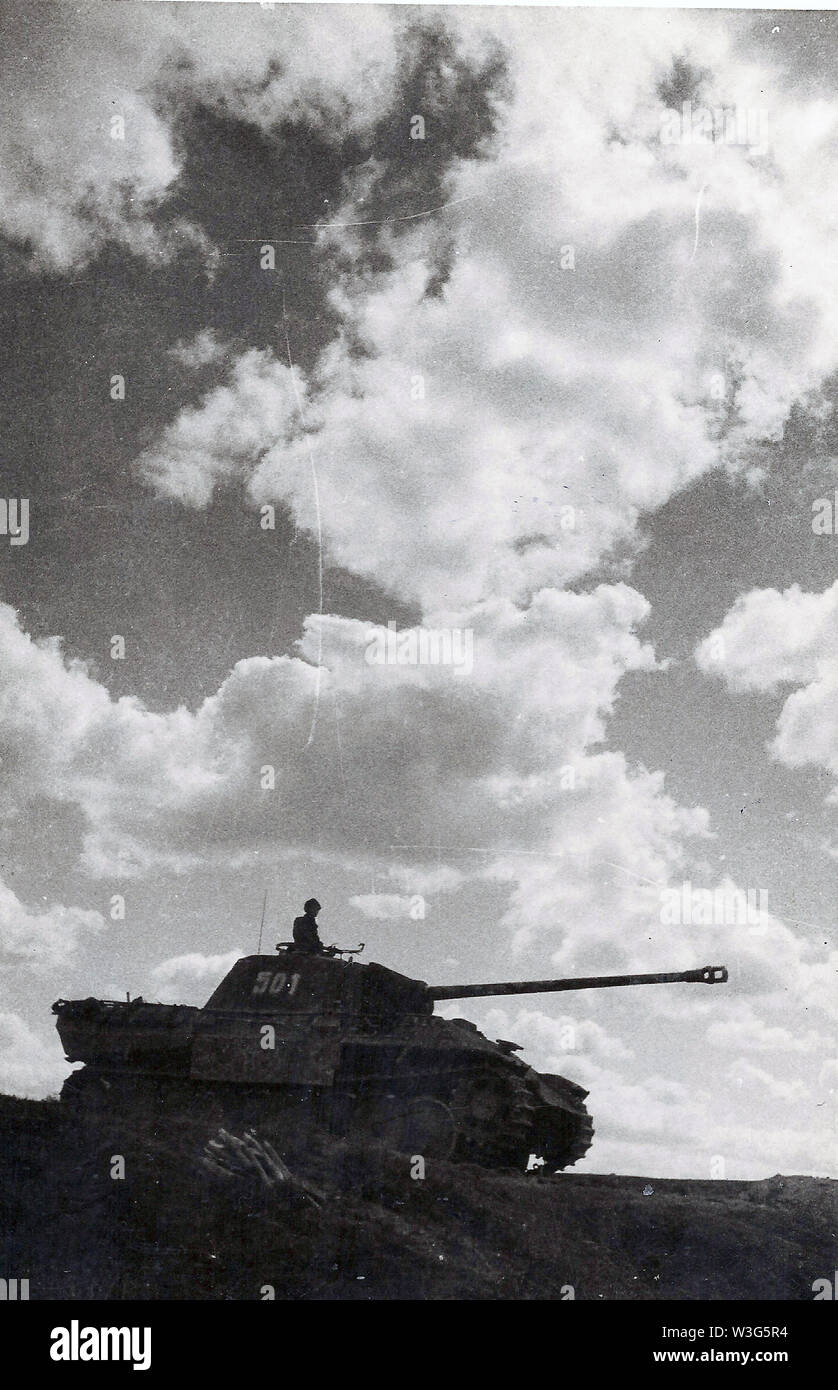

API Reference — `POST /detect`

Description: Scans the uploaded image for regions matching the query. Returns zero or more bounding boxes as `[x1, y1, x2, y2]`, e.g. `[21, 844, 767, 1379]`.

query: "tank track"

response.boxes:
[449, 1065, 536, 1166]
[60, 1061, 594, 1172]
[332, 1060, 594, 1170]
[531, 1071, 595, 1170]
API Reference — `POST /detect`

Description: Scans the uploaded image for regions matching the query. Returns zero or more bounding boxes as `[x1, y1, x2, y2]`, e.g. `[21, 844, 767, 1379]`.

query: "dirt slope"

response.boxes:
[0, 1095, 834, 1300]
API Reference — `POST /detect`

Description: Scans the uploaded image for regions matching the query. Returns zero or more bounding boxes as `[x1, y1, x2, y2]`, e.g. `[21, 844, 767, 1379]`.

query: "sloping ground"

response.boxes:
[0, 1094, 834, 1300]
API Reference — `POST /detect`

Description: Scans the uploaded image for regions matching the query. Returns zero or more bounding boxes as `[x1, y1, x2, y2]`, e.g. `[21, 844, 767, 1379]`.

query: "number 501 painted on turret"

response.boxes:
[252, 971, 302, 997]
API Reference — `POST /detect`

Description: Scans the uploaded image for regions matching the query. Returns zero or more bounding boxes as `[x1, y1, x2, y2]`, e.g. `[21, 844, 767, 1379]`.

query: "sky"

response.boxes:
[0, 1, 836, 1179]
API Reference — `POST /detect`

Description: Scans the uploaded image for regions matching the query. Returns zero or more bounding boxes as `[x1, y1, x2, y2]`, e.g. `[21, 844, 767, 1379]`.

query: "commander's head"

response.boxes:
[304, 898, 321, 917]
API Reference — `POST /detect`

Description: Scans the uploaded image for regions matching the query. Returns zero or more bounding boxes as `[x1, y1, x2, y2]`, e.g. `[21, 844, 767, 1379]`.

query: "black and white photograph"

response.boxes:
[0, 0, 835, 1350]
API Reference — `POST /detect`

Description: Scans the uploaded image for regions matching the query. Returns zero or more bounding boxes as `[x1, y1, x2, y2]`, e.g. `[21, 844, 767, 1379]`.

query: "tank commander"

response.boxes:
[293, 898, 326, 954]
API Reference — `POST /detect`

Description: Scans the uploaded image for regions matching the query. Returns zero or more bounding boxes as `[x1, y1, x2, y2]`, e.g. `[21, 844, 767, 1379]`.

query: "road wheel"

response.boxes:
[349, 1093, 457, 1158]
[450, 1068, 535, 1167]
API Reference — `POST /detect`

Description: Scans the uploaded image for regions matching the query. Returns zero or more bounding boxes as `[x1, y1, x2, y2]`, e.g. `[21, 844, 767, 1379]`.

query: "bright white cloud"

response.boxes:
[137, 13, 838, 613]
[2, 592, 831, 1017]
[727, 1058, 810, 1106]
[696, 580, 838, 784]
[150, 949, 244, 1003]
[706, 1008, 831, 1056]
[349, 894, 424, 921]
[0, 873, 103, 969]
[477, 1004, 635, 1064]
[0, 3, 402, 270]
[139, 349, 302, 508]
[168, 328, 227, 371]
[0, 1012, 69, 1098]
[0, 589, 675, 884]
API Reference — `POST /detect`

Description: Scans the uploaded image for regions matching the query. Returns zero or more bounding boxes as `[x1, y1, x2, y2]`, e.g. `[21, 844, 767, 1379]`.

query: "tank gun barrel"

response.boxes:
[428, 964, 728, 1002]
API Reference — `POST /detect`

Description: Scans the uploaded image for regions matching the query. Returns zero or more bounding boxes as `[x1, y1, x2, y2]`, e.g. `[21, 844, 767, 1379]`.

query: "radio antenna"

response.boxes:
[257, 889, 268, 954]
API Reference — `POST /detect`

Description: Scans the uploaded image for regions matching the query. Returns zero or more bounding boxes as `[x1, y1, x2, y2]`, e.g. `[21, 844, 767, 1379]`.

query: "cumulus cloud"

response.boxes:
[727, 1058, 810, 1106]
[475, 1004, 635, 1064]
[349, 894, 424, 921]
[0, 3, 403, 270]
[0, 873, 103, 969]
[705, 1008, 831, 1055]
[653, 882, 838, 1025]
[695, 581, 838, 695]
[595, 1094, 836, 1178]
[1, 7, 188, 271]
[137, 12, 838, 612]
[0, 588, 679, 890]
[4, 589, 832, 1024]
[150, 949, 244, 1003]
[696, 580, 838, 785]
[0, 1012, 69, 1097]
[168, 328, 227, 371]
[139, 349, 302, 509]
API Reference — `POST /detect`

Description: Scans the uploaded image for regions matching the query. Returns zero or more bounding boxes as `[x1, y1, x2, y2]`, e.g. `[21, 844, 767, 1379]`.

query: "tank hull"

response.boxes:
[53, 955, 594, 1171]
[54, 999, 199, 1072]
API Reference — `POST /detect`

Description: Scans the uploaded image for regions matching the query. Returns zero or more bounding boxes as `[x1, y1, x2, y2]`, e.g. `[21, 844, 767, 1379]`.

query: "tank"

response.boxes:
[53, 949, 728, 1170]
